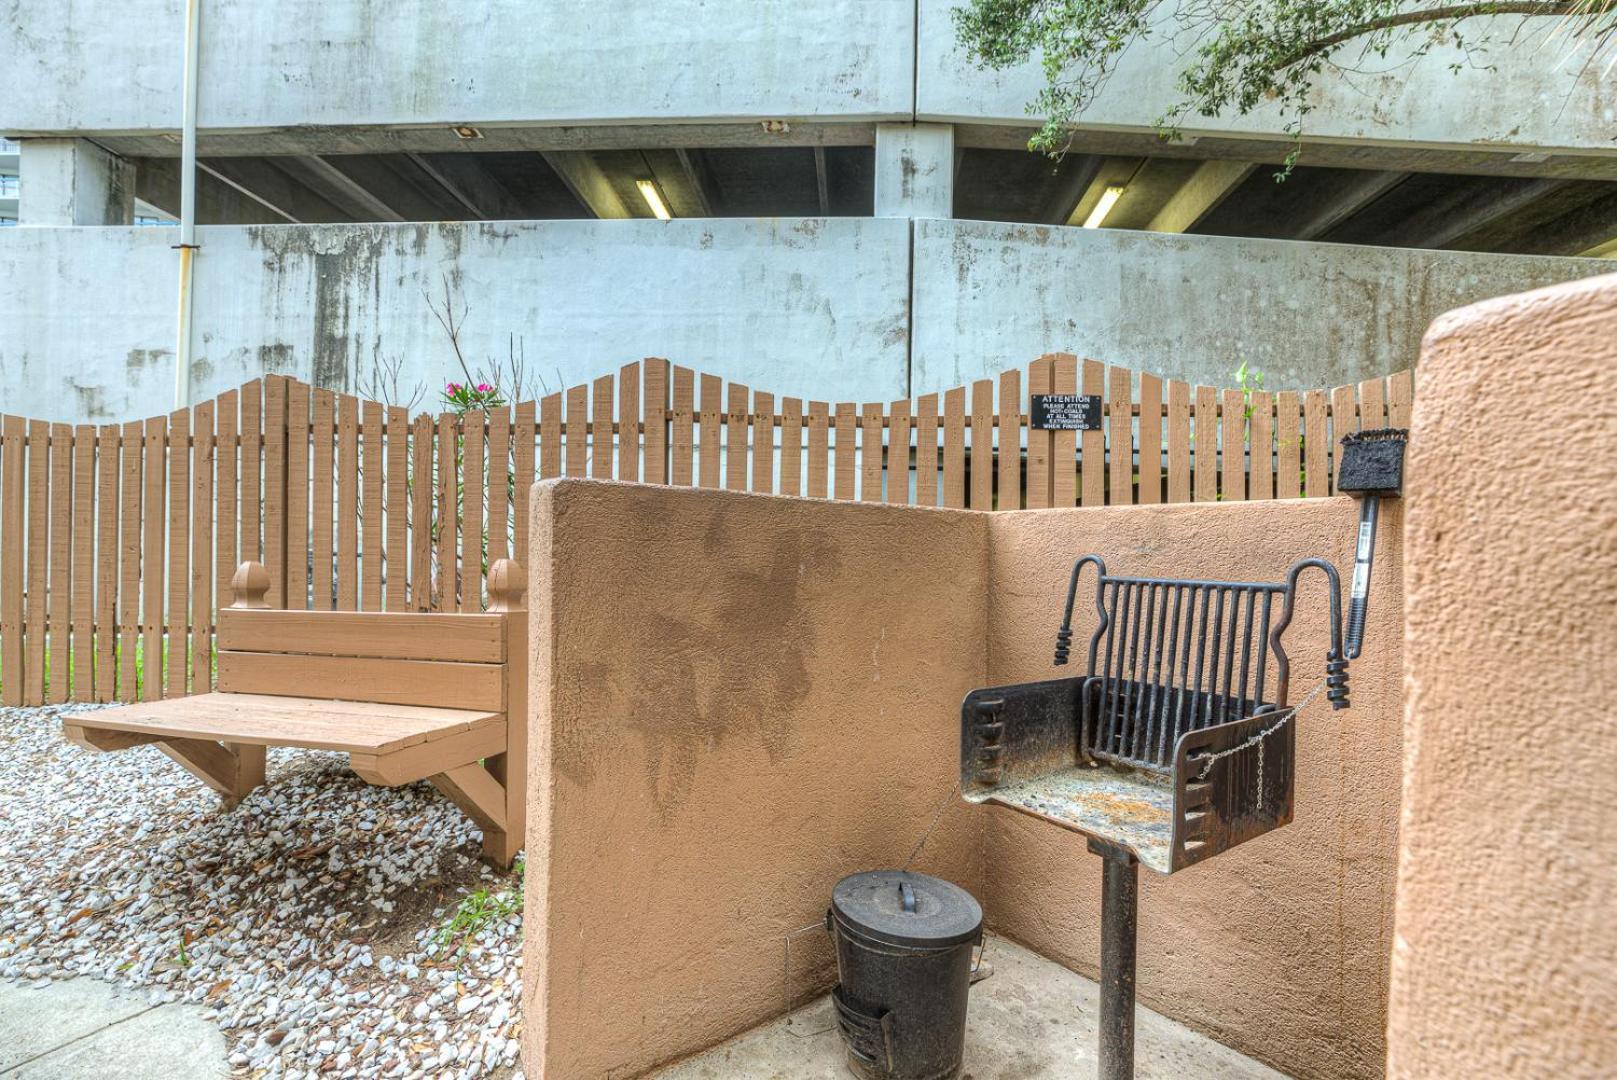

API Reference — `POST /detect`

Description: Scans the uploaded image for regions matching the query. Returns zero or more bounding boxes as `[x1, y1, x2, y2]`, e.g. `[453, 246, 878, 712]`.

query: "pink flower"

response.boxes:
[446, 382, 462, 393]
[477, 382, 492, 393]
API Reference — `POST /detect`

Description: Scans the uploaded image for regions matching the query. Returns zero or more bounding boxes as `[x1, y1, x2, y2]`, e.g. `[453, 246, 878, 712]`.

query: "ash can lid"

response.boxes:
[831, 871, 983, 949]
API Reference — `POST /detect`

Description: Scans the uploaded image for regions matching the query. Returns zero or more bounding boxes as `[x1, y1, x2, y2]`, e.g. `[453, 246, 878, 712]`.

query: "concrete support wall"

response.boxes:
[0, 218, 912, 420]
[1388, 273, 1617, 1079]
[1, 218, 1609, 421]
[874, 123, 955, 219]
[910, 219, 1607, 392]
[523, 479, 988, 1079]
[17, 140, 134, 226]
[916, 0, 1617, 159]
[984, 499, 1404, 1080]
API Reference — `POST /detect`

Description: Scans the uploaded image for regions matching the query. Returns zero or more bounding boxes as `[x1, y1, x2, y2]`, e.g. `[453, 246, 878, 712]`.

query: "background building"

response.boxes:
[1, 2, 1613, 422]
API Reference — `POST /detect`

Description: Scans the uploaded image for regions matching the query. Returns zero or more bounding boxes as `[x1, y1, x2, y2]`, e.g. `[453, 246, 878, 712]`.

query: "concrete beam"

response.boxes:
[276, 156, 406, 223]
[541, 151, 632, 219]
[813, 146, 830, 216]
[1289, 170, 1409, 241]
[1404, 177, 1569, 250]
[135, 157, 291, 225]
[1513, 188, 1617, 257]
[1045, 154, 1103, 225]
[1146, 159, 1257, 233]
[874, 123, 954, 218]
[18, 139, 134, 225]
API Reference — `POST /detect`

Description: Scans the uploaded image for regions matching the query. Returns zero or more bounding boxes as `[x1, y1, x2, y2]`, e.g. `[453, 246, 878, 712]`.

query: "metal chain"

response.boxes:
[1193, 676, 1327, 785]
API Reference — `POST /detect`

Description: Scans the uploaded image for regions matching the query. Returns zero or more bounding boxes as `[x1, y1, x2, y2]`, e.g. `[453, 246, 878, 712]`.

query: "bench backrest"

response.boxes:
[217, 559, 526, 714]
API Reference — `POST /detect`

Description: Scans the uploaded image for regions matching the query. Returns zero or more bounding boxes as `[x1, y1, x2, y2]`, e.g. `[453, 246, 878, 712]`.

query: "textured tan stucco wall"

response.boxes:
[983, 499, 1404, 1080]
[1388, 274, 1617, 1078]
[522, 479, 990, 1079]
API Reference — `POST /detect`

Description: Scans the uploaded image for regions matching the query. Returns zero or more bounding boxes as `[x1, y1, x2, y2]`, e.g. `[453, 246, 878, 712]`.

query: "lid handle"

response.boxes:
[899, 881, 917, 914]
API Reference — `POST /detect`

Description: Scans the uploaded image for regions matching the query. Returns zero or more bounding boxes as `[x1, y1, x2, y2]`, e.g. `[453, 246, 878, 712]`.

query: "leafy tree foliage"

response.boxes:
[954, 1, 1615, 171]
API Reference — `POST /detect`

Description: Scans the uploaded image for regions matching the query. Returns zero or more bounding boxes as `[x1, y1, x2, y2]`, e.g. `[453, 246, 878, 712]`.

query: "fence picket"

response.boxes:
[216, 390, 238, 609]
[538, 393, 561, 482]
[435, 413, 455, 612]
[1276, 391, 1301, 500]
[1, 418, 25, 705]
[118, 419, 141, 701]
[915, 393, 939, 507]
[1025, 359, 1052, 509]
[752, 392, 775, 494]
[461, 408, 485, 612]
[139, 416, 164, 700]
[487, 406, 511, 568]
[1166, 379, 1190, 504]
[286, 381, 310, 612]
[1138, 372, 1161, 505]
[1358, 376, 1387, 430]
[727, 383, 750, 492]
[699, 374, 722, 489]
[1387, 369, 1414, 430]
[1221, 388, 1245, 502]
[565, 385, 589, 479]
[48, 424, 72, 703]
[263, 376, 288, 610]
[410, 413, 433, 610]
[1331, 384, 1358, 489]
[780, 397, 803, 497]
[861, 403, 883, 504]
[362, 400, 385, 611]
[643, 359, 668, 486]
[387, 406, 410, 609]
[942, 386, 966, 509]
[513, 400, 537, 570]
[834, 403, 857, 501]
[970, 380, 993, 511]
[94, 425, 119, 701]
[671, 368, 694, 487]
[592, 375, 614, 483]
[618, 362, 640, 484]
[189, 402, 214, 693]
[1108, 365, 1132, 507]
[1303, 390, 1328, 498]
[1194, 386, 1218, 503]
[807, 402, 829, 498]
[73, 425, 95, 701]
[997, 369, 1020, 511]
[165, 409, 188, 696]
[1249, 391, 1274, 502]
[240, 381, 262, 569]
[336, 396, 359, 611]
[23, 420, 48, 704]
[1075, 358, 1100, 508]
[889, 398, 912, 505]
[311, 390, 335, 610]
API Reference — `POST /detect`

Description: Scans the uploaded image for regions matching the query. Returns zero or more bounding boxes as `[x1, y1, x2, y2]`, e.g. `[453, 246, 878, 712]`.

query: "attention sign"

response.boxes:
[1030, 394, 1102, 431]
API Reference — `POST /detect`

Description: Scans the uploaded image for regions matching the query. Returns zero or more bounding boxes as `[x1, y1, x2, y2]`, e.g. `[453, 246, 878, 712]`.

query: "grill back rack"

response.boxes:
[959, 553, 1348, 1079]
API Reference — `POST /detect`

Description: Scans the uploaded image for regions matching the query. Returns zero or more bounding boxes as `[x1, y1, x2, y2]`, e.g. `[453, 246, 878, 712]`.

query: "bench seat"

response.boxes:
[60, 559, 528, 867]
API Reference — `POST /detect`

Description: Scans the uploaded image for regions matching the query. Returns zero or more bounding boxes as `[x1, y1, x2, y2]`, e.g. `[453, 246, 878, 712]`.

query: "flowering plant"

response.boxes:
[441, 380, 508, 413]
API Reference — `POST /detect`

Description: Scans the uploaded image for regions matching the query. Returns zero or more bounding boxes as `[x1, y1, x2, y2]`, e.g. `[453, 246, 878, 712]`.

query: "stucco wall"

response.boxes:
[1387, 274, 1617, 1078]
[522, 481, 1406, 1077]
[522, 479, 989, 1079]
[911, 218, 1607, 393]
[4, 218, 1608, 422]
[982, 498, 1403, 1080]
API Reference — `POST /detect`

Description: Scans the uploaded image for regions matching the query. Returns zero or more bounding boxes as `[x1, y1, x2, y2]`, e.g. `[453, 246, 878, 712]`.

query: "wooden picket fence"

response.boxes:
[0, 355, 1413, 707]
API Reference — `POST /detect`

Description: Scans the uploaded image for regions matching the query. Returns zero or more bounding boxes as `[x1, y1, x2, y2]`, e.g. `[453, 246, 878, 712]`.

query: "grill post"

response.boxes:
[1092, 839, 1138, 1080]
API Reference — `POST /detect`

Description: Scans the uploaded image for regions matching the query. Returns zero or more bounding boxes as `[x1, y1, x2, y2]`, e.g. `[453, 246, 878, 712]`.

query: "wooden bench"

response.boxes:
[63, 559, 528, 867]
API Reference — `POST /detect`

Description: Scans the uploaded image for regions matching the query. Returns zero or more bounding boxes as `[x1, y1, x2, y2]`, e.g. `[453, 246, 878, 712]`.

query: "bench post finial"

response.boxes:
[231, 561, 272, 609]
[487, 558, 526, 612]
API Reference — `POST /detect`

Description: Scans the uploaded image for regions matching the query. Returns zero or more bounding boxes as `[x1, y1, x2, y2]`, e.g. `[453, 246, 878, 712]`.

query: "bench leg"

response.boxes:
[429, 763, 519, 869]
[159, 739, 266, 810]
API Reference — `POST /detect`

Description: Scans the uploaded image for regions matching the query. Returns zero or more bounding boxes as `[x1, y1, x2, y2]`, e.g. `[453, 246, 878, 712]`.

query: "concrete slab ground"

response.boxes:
[0, 978, 227, 1079]
[651, 936, 1288, 1080]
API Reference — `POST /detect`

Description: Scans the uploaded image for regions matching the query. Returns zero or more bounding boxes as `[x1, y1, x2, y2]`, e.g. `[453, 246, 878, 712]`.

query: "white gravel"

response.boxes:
[0, 703, 525, 1080]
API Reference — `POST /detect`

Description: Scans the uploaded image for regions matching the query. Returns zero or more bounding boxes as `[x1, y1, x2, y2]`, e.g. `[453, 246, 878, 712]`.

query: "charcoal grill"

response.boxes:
[959, 555, 1350, 1079]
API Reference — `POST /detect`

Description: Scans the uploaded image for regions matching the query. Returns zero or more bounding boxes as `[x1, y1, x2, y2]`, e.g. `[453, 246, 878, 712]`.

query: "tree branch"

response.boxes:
[1273, 2, 1590, 71]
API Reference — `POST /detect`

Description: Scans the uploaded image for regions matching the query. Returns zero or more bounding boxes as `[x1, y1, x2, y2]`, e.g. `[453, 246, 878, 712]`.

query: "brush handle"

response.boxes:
[1346, 497, 1379, 660]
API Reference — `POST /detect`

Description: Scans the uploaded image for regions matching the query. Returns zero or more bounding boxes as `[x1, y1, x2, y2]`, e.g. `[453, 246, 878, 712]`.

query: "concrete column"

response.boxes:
[18, 139, 135, 226]
[873, 122, 954, 219]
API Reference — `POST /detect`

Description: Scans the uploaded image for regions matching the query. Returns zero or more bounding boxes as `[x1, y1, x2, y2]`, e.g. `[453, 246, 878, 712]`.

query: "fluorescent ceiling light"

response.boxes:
[636, 179, 672, 220]
[1083, 186, 1126, 229]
